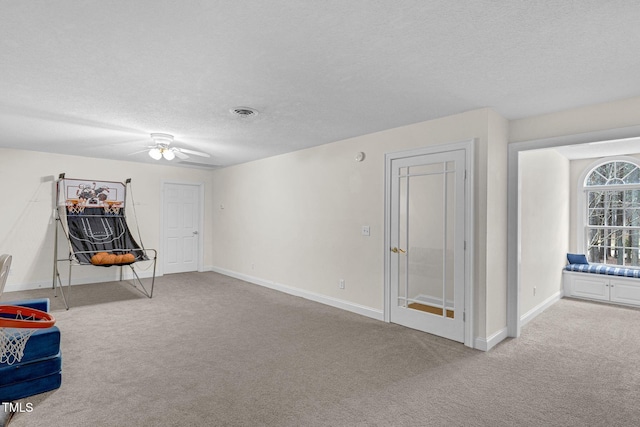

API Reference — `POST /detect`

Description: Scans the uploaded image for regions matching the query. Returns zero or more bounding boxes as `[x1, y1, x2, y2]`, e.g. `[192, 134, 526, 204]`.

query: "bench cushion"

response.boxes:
[565, 263, 640, 278]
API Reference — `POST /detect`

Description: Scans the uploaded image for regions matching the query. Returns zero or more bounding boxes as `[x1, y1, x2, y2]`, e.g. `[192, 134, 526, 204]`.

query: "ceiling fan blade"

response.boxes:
[174, 150, 189, 160]
[111, 138, 152, 147]
[177, 147, 211, 158]
[128, 149, 150, 156]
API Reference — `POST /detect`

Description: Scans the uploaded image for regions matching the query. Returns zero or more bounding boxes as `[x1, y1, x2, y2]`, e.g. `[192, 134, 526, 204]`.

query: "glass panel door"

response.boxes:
[390, 149, 465, 342]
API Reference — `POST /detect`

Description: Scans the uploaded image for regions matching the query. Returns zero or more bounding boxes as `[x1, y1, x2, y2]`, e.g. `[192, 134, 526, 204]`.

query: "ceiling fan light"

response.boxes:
[163, 150, 175, 160]
[149, 148, 162, 160]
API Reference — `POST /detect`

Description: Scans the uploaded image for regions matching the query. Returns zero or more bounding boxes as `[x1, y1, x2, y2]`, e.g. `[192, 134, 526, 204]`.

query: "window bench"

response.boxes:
[563, 264, 640, 307]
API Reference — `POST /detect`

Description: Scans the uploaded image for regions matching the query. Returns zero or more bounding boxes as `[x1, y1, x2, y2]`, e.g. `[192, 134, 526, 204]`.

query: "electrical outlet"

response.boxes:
[361, 226, 370, 236]
[339, 279, 345, 289]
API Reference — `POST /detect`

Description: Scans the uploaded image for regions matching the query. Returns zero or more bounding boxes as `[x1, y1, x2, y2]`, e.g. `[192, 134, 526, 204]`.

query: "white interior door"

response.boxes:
[389, 149, 466, 342]
[163, 183, 201, 274]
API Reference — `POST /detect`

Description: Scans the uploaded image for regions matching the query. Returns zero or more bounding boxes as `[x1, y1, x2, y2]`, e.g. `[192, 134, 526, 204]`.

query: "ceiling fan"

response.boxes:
[133, 133, 211, 161]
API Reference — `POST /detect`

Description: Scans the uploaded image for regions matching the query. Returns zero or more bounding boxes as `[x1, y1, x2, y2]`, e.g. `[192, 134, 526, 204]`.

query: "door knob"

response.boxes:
[192, 231, 199, 235]
[391, 247, 406, 254]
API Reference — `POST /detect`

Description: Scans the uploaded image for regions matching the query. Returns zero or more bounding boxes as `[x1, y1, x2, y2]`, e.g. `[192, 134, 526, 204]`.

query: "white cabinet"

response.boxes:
[563, 271, 640, 308]
[610, 279, 640, 306]
[565, 273, 609, 301]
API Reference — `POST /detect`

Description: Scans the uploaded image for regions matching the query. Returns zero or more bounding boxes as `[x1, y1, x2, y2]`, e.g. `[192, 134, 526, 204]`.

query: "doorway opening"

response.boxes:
[507, 126, 640, 337]
[161, 181, 204, 275]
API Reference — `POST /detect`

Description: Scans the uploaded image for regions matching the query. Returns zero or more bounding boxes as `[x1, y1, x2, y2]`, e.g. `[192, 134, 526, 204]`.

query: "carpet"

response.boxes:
[2, 272, 640, 426]
[0, 407, 13, 427]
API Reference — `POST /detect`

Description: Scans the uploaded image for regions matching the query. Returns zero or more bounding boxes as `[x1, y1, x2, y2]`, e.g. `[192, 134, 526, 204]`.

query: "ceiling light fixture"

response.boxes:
[149, 147, 162, 160]
[148, 133, 176, 161]
[139, 133, 211, 162]
[162, 150, 175, 160]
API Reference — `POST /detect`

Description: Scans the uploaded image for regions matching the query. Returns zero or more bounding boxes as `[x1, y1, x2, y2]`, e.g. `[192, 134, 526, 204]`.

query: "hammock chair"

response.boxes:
[52, 175, 157, 309]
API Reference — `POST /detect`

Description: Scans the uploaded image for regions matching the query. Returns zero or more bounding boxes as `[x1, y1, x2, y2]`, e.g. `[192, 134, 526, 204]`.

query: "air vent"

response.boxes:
[230, 107, 258, 117]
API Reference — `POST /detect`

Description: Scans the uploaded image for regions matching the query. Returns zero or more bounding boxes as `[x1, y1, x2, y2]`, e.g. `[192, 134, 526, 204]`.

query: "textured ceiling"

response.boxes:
[2, 1, 640, 168]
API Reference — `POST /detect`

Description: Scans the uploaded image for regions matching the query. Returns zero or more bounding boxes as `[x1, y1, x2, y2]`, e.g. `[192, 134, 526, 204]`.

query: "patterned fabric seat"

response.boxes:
[565, 263, 640, 278]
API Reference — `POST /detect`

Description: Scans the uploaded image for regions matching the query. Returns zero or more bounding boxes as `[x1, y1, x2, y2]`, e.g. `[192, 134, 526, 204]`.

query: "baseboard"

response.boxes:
[209, 266, 384, 321]
[473, 291, 563, 351]
[3, 268, 158, 293]
[475, 327, 508, 352]
[520, 290, 563, 327]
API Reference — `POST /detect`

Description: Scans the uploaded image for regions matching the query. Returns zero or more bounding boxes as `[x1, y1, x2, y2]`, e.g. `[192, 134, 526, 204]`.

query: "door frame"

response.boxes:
[384, 139, 475, 348]
[506, 125, 640, 338]
[160, 180, 205, 275]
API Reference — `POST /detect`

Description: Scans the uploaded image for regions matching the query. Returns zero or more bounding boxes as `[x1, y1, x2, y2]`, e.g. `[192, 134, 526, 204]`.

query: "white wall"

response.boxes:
[211, 108, 509, 343]
[485, 110, 509, 337]
[509, 96, 640, 143]
[0, 148, 213, 292]
[519, 149, 570, 316]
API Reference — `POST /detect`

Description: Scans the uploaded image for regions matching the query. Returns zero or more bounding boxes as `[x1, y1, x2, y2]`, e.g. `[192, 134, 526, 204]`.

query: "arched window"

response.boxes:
[583, 159, 640, 266]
